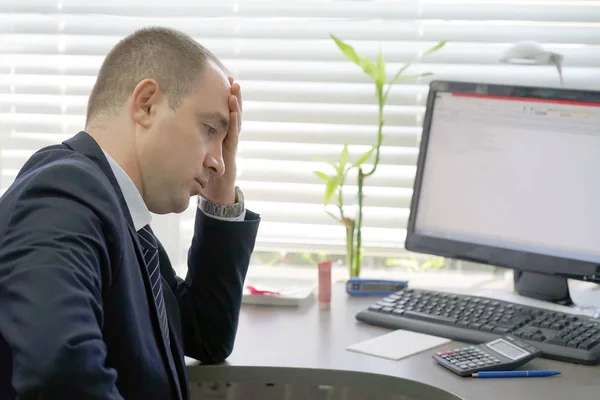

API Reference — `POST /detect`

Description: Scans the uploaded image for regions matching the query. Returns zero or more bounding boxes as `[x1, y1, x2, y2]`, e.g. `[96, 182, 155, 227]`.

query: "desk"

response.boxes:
[187, 283, 600, 400]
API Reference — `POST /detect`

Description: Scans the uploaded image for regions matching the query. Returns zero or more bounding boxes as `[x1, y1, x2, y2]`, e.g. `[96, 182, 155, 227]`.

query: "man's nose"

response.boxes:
[204, 153, 225, 177]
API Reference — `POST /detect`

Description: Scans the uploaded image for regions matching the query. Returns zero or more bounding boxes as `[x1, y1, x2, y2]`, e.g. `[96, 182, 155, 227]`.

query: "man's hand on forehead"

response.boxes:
[228, 77, 242, 136]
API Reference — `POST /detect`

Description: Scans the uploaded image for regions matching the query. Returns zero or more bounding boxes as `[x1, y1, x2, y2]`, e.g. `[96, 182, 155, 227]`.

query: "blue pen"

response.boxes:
[472, 370, 561, 378]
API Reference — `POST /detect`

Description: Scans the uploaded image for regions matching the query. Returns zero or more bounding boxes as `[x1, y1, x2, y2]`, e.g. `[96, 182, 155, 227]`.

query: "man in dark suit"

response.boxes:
[0, 27, 260, 399]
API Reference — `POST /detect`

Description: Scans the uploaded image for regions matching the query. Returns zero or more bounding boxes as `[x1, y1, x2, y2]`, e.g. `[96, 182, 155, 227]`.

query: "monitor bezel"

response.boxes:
[405, 80, 600, 284]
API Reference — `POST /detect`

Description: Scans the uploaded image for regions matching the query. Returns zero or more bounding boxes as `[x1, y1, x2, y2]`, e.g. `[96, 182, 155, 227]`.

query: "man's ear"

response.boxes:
[131, 78, 162, 129]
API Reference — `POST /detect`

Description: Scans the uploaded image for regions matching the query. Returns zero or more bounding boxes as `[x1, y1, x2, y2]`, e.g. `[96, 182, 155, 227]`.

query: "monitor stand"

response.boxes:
[513, 271, 573, 306]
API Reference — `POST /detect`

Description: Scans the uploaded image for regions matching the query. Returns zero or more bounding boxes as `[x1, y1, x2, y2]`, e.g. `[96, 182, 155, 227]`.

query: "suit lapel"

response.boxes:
[63, 131, 183, 400]
[160, 277, 188, 400]
[129, 228, 183, 400]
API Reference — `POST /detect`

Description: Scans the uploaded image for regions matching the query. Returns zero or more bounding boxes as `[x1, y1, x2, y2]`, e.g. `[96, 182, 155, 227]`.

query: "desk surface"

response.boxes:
[187, 283, 600, 400]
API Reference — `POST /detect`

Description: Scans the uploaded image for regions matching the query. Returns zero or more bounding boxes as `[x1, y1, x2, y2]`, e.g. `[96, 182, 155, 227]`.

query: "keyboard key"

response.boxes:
[548, 337, 566, 346]
[541, 320, 553, 329]
[531, 334, 546, 342]
[493, 326, 511, 334]
[369, 304, 382, 311]
[403, 310, 458, 325]
[579, 339, 600, 350]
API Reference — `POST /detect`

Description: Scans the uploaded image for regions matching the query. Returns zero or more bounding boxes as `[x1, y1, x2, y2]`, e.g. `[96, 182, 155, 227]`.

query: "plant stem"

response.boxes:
[338, 181, 354, 270]
[337, 180, 346, 221]
[365, 102, 384, 177]
[353, 167, 365, 277]
[346, 221, 354, 274]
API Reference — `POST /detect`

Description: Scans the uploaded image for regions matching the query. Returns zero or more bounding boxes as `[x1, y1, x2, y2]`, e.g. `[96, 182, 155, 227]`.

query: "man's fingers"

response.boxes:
[229, 95, 237, 111]
[231, 82, 242, 113]
[227, 97, 241, 135]
[230, 111, 240, 140]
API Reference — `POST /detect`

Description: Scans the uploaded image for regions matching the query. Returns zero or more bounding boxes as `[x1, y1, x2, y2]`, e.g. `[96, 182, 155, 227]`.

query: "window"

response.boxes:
[1, 0, 599, 275]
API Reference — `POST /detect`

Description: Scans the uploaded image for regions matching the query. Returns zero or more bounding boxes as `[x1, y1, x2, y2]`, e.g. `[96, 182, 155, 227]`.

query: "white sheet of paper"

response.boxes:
[346, 329, 451, 361]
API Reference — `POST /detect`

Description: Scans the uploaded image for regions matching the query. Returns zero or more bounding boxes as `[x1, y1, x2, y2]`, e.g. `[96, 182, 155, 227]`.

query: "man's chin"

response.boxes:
[173, 198, 191, 214]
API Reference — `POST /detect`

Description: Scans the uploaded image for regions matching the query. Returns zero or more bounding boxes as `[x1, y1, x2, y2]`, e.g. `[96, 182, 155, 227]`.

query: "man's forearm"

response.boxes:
[177, 209, 260, 363]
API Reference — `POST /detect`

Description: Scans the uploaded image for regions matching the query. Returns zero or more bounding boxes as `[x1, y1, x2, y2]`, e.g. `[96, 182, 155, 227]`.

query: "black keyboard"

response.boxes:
[356, 288, 600, 365]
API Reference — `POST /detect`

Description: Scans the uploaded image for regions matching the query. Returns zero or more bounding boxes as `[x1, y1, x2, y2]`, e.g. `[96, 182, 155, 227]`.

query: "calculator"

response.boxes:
[433, 335, 542, 377]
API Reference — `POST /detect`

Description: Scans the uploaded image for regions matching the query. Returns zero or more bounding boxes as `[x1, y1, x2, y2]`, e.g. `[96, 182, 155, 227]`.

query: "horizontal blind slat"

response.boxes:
[3, 1, 599, 22]
[2, 57, 596, 89]
[4, 36, 600, 68]
[3, 16, 600, 43]
[0, 120, 422, 147]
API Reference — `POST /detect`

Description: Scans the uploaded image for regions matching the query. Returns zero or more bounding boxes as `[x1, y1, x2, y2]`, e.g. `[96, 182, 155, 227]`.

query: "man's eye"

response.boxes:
[204, 124, 217, 136]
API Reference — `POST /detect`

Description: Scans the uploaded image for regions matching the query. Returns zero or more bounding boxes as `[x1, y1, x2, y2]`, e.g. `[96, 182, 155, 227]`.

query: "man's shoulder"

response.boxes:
[20, 143, 105, 183]
[5, 142, 117, 208]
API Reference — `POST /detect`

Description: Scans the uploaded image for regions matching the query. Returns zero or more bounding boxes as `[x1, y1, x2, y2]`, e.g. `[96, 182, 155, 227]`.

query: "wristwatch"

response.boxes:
[200, 186, 245, 218]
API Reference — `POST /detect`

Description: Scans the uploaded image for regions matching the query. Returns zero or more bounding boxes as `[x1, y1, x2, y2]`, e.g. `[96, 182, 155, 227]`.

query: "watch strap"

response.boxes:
[200, 187, 245, 219]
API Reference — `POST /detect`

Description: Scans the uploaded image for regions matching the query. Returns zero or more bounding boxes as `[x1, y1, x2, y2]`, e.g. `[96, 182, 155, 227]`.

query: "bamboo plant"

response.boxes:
[314, 35, 446, 277]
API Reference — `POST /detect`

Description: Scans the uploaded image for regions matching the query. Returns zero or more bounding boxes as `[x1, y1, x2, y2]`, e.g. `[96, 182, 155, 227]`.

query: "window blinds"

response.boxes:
[1, 0, 599, 268]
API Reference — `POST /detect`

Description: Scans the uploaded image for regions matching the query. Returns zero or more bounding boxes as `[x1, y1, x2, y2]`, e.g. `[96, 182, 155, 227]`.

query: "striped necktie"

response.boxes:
[137, 225, 170, 346]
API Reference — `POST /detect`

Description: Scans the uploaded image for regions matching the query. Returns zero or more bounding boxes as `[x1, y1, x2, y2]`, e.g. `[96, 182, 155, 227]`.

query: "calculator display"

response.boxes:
[487, 340, 528, 360]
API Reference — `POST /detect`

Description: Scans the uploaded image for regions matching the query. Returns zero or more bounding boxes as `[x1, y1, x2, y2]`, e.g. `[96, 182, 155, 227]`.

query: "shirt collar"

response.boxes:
[102, 150, 151, 231]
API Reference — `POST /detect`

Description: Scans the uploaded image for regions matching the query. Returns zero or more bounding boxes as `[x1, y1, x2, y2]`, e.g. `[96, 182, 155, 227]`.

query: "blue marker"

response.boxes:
[472, 370, 561, 378]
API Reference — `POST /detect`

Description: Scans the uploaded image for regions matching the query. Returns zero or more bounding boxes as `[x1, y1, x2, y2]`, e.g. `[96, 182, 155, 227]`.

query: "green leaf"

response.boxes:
[323, 177, 340, 205]
[313, 171, 330, 182]
[352, 147, 375, 167]
[330, 33, 378, 80]
[339, 143, 349, 168]
[359, 58, 378, 80]
[389, 63, 411, 85]
[330, 33, 361, 65]
[423, 40, 446, 57]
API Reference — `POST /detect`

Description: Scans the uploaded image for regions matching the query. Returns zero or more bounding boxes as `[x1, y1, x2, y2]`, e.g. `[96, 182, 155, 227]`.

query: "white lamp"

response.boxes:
[499, 41, 565, 87]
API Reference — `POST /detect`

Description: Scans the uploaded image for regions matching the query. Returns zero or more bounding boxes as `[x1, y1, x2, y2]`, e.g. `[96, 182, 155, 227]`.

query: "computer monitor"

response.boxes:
[405, 80, 600, 305]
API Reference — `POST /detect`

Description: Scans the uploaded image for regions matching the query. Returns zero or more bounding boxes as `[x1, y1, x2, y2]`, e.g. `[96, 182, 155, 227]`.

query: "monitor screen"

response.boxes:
[406, 81, 600, 282]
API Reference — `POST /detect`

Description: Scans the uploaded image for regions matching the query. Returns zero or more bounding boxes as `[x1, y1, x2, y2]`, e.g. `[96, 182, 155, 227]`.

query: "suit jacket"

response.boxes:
[0, 131, 260, 399]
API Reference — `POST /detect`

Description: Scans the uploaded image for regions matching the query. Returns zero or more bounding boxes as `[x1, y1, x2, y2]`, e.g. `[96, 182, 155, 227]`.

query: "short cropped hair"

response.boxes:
[86, 26, 226, 126]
